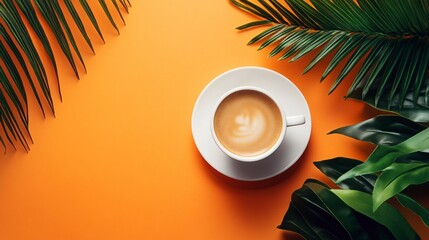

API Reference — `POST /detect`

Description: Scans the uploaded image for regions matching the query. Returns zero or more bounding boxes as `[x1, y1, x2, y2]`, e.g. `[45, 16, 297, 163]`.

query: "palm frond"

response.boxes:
[232, 0, 429, 113]
[0, 0, 131, 151]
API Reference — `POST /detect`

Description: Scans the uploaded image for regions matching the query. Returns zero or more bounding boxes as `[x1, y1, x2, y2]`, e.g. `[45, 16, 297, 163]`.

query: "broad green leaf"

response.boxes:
[278, 179, 395, 240]
[337, 127, 429, 182]
[308, 182, 370, 240]
[395, 152, 429, 164]
[291, 181, 350, 240]
[336, 145, 401, 183]
[314, 158, 375, 193]
[397, 193, 429, 228]
[280, 203, 321, 240]
[332, 189, 420, 240]
[330, 115, 426, 146]
[373, 162, 429, 211]
[315, 157, 429, 228]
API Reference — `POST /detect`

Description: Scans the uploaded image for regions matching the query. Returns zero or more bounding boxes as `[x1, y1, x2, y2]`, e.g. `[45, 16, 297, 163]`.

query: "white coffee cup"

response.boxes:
[210, 86, 305, 162]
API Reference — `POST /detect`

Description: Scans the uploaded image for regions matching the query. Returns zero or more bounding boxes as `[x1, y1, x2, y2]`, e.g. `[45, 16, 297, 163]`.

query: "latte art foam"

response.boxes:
[214, 90, 283, 157]
[232, 109, 264, 142]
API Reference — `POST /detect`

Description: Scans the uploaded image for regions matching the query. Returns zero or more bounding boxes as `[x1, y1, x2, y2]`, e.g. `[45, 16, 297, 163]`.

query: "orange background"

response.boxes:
[0, 1, 428, 239]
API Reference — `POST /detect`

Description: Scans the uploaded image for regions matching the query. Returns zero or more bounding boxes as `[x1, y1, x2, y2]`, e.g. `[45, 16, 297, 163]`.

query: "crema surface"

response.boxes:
[214, 90, 283, 157]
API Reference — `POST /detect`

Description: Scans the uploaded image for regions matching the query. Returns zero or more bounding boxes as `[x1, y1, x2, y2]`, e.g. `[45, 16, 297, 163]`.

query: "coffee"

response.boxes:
[213, 90, 283, 157]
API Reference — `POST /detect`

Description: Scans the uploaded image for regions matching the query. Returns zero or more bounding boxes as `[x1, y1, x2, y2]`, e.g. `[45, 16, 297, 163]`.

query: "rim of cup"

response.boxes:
[210, 86, 286, 163]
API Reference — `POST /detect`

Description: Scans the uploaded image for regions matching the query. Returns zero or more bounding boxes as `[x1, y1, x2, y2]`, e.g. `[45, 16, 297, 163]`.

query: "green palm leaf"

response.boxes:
[349, 76, 429, 122]
[0, 0, 131, 151]
[232, 0, 429, 113]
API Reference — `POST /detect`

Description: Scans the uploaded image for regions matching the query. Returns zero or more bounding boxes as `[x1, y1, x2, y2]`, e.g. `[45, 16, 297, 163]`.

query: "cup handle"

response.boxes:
[286, 115, 305, 127]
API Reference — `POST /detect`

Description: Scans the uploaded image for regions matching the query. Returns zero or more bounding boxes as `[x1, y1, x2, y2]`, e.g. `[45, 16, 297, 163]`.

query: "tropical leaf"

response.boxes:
[330, 115, 427, 146]
[316, 157, 429, 228]
[349, 83, 429, 123]
[337, 127, 429, 182]
[396, 194, 429, 228]
[278, 179, 396, 240]
[332, 189, 420, 240]
[0, 0, 131, 151]
[231, 0, 429, 114]
[373, 162, 429, 211]
[314, 157, 375, 194]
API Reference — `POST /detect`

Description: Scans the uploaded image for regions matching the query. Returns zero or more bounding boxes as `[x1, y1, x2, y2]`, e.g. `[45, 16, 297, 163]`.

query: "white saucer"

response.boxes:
[191, 67, 311, 181]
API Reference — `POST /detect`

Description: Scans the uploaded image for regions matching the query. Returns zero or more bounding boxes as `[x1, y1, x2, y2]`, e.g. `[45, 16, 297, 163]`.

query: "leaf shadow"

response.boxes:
[280, 231, 304, 240]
